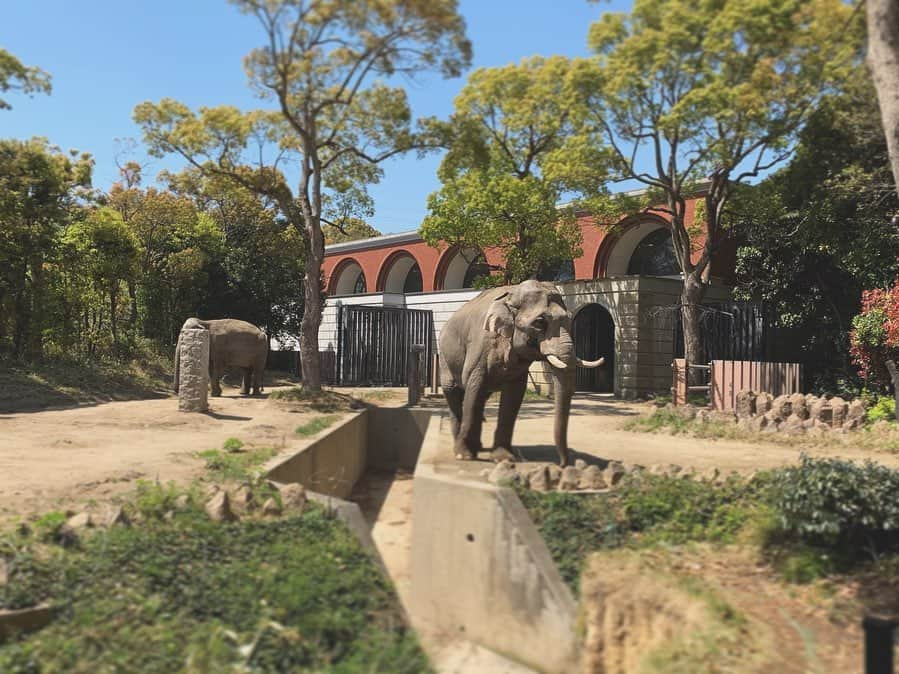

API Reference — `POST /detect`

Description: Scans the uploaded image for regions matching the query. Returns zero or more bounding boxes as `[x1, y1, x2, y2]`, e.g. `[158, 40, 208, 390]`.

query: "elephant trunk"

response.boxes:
[543, 325, 576, 466]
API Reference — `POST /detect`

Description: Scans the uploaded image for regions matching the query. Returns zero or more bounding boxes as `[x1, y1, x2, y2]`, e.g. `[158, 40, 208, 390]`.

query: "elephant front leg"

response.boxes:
[455, 380, 488, 461]
[492, 374, 527, 462]
[241, 369, 251, 395]
[443, 385, 464, 440]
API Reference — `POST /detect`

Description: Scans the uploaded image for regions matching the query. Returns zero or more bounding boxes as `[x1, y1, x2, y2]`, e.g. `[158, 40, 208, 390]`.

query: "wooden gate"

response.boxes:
[672, 359, 803, 410]
[336, 305, 433, 386]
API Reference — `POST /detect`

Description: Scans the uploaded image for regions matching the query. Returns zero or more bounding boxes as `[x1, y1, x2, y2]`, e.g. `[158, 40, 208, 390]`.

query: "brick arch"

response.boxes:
[375, 249, 422, 293]
[434, 244, 488, 290]
[328, 257, 367, 295]
[593, 214, 671, 278]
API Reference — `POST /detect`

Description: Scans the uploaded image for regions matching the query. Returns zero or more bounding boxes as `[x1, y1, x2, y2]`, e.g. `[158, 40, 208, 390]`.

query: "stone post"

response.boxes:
[178, 325, 210, 413]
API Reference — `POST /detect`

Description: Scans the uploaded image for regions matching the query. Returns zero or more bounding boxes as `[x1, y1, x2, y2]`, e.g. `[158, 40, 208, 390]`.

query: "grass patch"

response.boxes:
[0, 353, 171, 413]
[295, 414, 341, 437]
[269, 387, 358, 412]
[0, 500, 429, 673]
[222, 437, 244, 452]
[197, 446, 278, 482]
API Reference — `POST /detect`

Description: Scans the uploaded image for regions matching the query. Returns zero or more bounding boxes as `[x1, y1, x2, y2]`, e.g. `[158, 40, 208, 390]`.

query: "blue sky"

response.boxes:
[1, 0, 629, 234]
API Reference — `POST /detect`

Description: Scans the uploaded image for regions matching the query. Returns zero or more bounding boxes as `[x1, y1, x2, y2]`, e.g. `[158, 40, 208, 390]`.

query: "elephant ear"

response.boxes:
[483, 292, 514, 339]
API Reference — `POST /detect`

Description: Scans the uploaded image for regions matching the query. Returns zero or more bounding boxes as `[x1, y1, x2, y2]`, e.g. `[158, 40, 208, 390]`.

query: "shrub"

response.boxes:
[222, 437, 244, 452]
[772, 455, 899, 560]
[866, 395, 896, 424]
[850, 282, 899, 386]
[198, 447, 278, 482]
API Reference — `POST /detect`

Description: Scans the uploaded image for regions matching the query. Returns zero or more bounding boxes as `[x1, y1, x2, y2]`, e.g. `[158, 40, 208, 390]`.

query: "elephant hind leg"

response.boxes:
[241, 368, 251, 395]
[444, 385, 464, 441]
[252, 353, 265, 395]
[210, 360, 223, 396]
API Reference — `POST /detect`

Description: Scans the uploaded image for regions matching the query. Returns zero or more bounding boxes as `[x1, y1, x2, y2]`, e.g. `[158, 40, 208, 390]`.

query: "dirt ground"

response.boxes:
[0, 386, 351, 524]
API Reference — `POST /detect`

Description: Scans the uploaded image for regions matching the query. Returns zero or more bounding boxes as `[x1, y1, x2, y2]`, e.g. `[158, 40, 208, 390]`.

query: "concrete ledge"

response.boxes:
[410, 414, 580, 673]
[366, 407, 434, 471]
[264, 412, 368, 499]
[0, 603, 56, 642]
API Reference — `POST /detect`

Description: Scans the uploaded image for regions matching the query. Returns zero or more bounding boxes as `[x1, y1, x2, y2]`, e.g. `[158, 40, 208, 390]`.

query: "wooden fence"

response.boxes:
[672, 359, 803, 411]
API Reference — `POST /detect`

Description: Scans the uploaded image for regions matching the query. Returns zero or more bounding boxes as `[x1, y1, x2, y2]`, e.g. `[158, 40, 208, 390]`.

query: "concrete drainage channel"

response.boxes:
[263, 408, 579, 674]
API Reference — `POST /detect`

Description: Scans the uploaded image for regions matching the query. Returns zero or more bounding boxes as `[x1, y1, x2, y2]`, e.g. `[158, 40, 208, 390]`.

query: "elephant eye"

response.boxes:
[532, 316, 547, 332]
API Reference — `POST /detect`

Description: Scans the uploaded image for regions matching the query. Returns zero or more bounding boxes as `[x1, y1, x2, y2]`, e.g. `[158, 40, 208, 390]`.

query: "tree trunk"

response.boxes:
[868, 0, 899, 197]
[128, 280, 138, 335]
[681, 271, 705, 368]
[887, 360, 899, 422]
[299, 225, 323, 392]
[110, 284, 119, 357]
[25, 254, 44, 361]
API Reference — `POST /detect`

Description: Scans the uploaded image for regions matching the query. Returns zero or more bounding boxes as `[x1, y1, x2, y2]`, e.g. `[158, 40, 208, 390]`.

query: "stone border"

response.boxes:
[0, 603, 56, 643]
[410, 414, 580, 674]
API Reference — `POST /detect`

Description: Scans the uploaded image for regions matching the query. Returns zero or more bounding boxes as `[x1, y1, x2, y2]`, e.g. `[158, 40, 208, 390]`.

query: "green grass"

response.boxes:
[222, 437, 244, 452]
[269, 387, 356, 412]
[295, 415, 341, 437]
[0, 500, 430, 673]
[197, 446, 279, 482]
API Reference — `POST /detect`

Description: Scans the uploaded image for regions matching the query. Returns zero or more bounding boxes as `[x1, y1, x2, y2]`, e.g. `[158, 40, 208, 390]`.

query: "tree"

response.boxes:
[0, 138, 92, 358]
[732, 73, 899, 388]
[0, 48, 50, 110]
[867, 0, 899, 196]
[421, 56, 605, 284]
[579, 0, 861, 365]
[135, 0, 471, 391]
[63, 207, 139, 355]
[322, 217, 381, 245]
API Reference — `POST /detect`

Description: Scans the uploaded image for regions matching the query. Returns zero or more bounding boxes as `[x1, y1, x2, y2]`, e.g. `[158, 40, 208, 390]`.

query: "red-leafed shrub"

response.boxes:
[849, 281, 899, 386]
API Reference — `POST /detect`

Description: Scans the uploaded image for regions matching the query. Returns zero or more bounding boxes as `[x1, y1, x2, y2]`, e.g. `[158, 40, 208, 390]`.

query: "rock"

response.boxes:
[174, 494, 191, 512]
[204, 483, 221, 499]
[845, 400, 866, 431]
[558, 466, 581, 491]
[575, 459, 588, 470]
[232, 485, 255, 511]
[761, 411, 781, 433]
[0, 559, 7, 586]
[754, 392, 773, 416]
[802, 418, 816, 429]
[479, 469, 491, 478]
[871, 419, 892, 435]
[65, 512, 92, 530]
[789, 393, 809, 420]
[546, 465, 563, 488]
[527, 466, 551, 492]
[262, 498, 282, 517]
[100, 505, 129, 527]
[781, 415, 806, 435]
[622, 462, 646, 473]
[603, 461, 627, 487]
[695, 409, 710, 424]
[205, 491, 237, 522]
[578, 465, 608, 490]
[488, 460, 520, 486]
[709, 410, 737, 425]
[278, 483, 307, 510]
[746, 414, 769, 432]
[678, 404, 698, 421]
[830, 396, 848, 428]
[771, 395, 793, 419]
[649, 463, 682, 477]
[735, 390, 756, 419]
[809, 398, 830, 424]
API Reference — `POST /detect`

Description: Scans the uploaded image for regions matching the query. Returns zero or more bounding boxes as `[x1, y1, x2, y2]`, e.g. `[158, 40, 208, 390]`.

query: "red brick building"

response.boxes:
[314, 193, 735, 398]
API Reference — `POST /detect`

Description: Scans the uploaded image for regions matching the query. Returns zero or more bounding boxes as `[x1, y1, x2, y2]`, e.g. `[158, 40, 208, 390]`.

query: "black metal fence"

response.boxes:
[673, 301, 777, 363]
[336, 305, 433, 386]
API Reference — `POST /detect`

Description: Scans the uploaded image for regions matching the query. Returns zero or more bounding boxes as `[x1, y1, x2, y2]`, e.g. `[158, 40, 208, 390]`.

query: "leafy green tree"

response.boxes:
[579, 0, 861, 364]
[421, 56, 603, 283]
[0, 48, 50, 110]
[163, 168, 306, 343]
[0, 138, 92, 358]
[134, 0, 471, 391]
[63, 207, 139, 355]
[732, 74, 899, 388]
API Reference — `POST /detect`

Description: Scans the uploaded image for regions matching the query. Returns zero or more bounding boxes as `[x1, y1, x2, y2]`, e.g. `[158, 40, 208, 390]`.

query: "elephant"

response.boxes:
[439, 280, 604, 467]
[174, 318, 267, 396]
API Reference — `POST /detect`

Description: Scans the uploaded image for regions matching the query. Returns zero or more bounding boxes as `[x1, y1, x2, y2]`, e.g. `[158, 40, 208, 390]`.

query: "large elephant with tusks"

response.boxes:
[439, 280, 604, 467]
[174, 318, 267, 396]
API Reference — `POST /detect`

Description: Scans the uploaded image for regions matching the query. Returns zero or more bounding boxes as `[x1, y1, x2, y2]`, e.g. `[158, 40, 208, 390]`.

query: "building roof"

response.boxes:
[325, 229, 422, 255]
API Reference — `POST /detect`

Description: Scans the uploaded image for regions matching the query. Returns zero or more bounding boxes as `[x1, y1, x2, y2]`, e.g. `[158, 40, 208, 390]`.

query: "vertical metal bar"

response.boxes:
[863, 615, 895, 674]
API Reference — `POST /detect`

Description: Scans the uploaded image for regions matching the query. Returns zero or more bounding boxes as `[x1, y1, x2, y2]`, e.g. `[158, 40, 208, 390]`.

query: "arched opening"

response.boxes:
[379, 252, 423, 293]
[331, 259, 368, 295]
[537, 259, 576, 283]
[573, 303, 615, 393]
[440, 246, 490, 290]
[627, 228, 680, 276]
[601, 219, 680, 278]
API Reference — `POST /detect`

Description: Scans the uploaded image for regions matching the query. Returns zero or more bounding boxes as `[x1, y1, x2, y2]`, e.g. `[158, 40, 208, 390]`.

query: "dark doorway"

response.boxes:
[573, 303, 615, 393]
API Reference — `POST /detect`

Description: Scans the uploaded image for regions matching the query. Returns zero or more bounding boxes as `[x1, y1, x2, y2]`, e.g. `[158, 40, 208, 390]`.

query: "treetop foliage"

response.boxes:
[0, 48, 51, 111]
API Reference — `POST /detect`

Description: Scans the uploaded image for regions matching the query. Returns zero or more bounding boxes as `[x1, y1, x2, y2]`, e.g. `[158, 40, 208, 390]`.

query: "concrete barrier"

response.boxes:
[264, 412, 368, 499]
[410, 414, 580, 673]
[366, 407, 433, 471]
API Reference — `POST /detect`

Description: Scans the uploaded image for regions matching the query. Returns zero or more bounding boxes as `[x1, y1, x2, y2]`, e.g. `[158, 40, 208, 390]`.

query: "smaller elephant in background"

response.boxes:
[174, 318, 267, 396]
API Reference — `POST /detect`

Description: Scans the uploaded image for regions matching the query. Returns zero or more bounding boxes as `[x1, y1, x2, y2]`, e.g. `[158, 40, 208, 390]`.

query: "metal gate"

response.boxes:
[336, 305, 433, 386]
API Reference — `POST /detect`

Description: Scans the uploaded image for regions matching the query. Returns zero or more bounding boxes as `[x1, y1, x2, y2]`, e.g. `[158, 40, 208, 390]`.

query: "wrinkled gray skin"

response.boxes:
[439, 280, 604, 467]
[174, 318, 267, 396]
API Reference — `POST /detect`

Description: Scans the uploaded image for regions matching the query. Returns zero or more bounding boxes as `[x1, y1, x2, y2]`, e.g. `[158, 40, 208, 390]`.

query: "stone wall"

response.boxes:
[722, 390, 868, 435]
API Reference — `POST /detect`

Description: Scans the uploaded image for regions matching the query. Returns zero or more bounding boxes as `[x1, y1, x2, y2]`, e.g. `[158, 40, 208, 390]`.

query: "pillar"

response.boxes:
[178, 325, 210, 413]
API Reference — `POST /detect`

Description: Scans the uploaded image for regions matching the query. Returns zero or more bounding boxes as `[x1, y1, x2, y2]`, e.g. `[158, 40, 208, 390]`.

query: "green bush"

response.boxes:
[866, 395, 896, 424]
[772, 455, 899, 559]
[222, 437, 244, 452]
[198, 447, 278, 482]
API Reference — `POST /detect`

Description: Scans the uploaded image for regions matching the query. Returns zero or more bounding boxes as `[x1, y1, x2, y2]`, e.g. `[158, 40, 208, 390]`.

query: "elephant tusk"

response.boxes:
[546, 354, 568, 369]
[576, 356, 605, 369]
